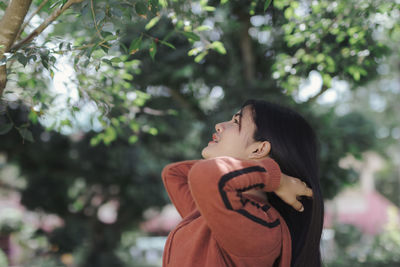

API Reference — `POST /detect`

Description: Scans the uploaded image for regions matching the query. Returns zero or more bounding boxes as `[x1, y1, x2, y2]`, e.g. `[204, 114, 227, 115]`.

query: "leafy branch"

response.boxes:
[90, 0, 104, 40]
[11, 0, 85, 52]
[15, 0, 51, 41]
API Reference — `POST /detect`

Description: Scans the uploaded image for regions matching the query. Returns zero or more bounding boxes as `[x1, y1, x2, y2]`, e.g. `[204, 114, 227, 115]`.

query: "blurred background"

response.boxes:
[0, 0, 399, 266]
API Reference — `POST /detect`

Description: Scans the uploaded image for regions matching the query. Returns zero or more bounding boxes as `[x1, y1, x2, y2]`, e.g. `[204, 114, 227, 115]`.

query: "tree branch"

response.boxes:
[91, 0, 103, 40]
[239, 14, 255, 82]
[15, 0, 50, 41]
[0, 0, 33, 96]
[10, 0, 85, 52]
[167, 87, 206, 121]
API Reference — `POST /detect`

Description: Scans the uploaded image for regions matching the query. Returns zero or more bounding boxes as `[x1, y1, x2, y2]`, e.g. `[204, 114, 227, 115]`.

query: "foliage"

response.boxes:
[376, 162, 400, 207]
[0, 0, 399, 266]
[0, 0, 398, 144]
[326, 207, 400, 267]
[272, 0, 392, 93]
[0, 249, 7, 267]
[0, 102, 170, 266]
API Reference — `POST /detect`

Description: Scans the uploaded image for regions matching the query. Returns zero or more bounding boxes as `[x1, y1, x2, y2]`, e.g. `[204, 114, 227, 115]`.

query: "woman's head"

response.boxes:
[202, 99, 317, 166]
[201, 104, 272, 160]
[204, 99, 324, 267]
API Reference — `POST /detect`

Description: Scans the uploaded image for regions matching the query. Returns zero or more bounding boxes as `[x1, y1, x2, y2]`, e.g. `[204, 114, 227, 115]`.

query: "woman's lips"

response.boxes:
[209, 133, 219, 145]
[212, 133, 219, 142]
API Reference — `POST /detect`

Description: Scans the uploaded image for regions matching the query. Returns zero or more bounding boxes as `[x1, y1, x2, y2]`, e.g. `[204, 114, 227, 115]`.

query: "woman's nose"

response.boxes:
[215, 122, 223, 133]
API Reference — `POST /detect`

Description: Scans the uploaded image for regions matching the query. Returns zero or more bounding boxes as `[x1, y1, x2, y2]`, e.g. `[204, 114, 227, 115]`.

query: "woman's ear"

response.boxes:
[249, 141, 271, 159]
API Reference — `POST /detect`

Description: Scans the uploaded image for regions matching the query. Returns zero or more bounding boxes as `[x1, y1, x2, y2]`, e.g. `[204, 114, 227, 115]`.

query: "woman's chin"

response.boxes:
[201, 145, 216, 159]
[201, 147, 210, 159]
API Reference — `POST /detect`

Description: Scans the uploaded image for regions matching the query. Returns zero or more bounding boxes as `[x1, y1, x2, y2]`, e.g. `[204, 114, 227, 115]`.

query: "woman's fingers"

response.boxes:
[291, 199, 304, 212]
[274, 173, 313, 212]
[299, 181, 313, 198]
[294, 180, 312, 212]
[301, 182, 313, 198]
[305, 187, 313, 198]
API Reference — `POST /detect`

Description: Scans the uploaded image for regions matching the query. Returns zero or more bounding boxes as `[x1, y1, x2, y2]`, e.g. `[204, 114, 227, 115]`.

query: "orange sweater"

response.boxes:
[161, 156, 292, 267]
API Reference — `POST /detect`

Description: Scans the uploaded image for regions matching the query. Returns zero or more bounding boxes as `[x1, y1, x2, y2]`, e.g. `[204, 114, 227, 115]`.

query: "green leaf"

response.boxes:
[210, 41, 226, 54]
[0, 2, 7, 10]
[188, 47, 200, 56]
[28, 110, 38, 124]
[0, 57, 6, 66]
[264, 0, 272, 11]
[0, 123, 13, 135]
[145, 17, 161, 30]
[129, 36, 142, 54]
[104, 34, 118, 42]
[159, 0, 168, 8]
[159, 39, 176, 49]
[40, 53, 49, 69]
[204, 6, 215, 11]
[17, 128, 34, 142]
[102, 59, 112, 65]
[149, 41, 157, 60]
[322, 73, 332, 87]
[103, 126, 117, 145]
[195, 25, 212, 32]
[16, 53, 28, 67]
[284, 7, 294, 19]
[60, 119, 72, 127]
[130, 121, 140, 132]
[90, 136, 101, 146]
[111, 57, 123, 63]
[167, 109, 178, 115]
[135, 2, 147, 15]
[182, 31, 201, 41]
[121, 73, 134, 81]
[148, 127, 158, 135]
[194, 51, 208, 63]
[119, 43, 128, 54]
[129, 135, 138, 144]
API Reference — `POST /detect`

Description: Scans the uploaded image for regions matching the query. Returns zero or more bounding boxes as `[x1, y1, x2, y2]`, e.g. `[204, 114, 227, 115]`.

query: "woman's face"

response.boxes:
[202, 105, 269, 160]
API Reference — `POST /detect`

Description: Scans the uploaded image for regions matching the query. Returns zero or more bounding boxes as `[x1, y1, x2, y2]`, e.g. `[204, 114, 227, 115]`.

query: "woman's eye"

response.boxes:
[234, 119, 239, 125]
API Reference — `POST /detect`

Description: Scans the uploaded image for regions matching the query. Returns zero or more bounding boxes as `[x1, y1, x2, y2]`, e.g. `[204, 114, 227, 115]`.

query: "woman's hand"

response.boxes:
[273, 173, 313, 212]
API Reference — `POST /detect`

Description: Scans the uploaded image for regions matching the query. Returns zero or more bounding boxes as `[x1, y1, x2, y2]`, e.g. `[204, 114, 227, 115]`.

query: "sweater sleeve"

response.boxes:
[187, 156, 283, 257]
[161, 159, 201, 218]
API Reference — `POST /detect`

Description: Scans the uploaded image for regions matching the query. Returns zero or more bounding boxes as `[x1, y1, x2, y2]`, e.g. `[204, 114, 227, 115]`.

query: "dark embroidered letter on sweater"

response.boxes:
[218, 166, 280, 228]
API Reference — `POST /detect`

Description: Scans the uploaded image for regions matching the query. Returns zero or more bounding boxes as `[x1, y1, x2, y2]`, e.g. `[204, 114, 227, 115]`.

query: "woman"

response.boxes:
[161, 99, 324, 267]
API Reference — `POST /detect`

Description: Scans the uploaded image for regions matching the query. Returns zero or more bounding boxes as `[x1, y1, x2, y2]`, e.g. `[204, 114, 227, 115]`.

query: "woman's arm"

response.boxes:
[161, 159, 201, 218]
[187, 156, 283, 257]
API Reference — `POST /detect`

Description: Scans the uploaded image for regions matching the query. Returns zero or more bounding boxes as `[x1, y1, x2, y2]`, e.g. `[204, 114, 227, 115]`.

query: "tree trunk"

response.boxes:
[0, 0, 33, 96]
[239, 15, 256, 83]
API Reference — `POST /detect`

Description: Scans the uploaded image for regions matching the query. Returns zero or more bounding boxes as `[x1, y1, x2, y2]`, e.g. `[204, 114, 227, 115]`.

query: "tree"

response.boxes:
[0, 0, 399, 265]
[0, 0, 85, 93]
[0, 0, 397, 144]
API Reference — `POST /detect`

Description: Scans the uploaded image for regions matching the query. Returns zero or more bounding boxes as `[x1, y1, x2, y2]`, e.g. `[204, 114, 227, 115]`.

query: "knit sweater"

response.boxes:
[161, 156, 292, 267]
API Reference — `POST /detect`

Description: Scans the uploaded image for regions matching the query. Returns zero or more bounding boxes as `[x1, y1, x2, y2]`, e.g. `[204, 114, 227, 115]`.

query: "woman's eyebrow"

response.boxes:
[233, 113, 241, 118]
[233, 110, 243, 131]
[232, 111, 242, 120]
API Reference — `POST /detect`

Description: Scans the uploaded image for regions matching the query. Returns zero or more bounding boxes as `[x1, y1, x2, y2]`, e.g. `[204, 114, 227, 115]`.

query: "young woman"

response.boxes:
[161, 99, 324, 267]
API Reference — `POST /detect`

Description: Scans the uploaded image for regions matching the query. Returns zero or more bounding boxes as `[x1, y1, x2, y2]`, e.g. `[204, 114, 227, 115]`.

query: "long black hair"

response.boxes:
[241, 99, 324, 267]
